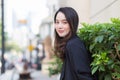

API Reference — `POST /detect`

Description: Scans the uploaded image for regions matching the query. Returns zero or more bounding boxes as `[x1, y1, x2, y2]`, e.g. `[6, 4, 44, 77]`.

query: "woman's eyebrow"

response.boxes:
[56, 18, 67, 21]
[62, 19, 67, 21]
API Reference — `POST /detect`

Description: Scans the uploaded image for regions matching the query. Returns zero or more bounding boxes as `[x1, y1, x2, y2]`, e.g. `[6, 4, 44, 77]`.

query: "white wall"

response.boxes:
[58, 0, 120, 23]
[66, 0, 90, 23]
[90, 0, 120, 23]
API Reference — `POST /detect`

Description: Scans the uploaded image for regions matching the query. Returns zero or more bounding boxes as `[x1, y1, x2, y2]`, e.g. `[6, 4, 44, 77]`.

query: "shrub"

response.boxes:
[77, 18, 120, 80]
[48, 18, 120, 80]
[48, 55, 63, 76]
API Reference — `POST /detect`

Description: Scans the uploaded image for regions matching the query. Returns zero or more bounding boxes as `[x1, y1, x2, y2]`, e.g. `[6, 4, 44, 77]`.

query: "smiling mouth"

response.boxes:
[58, 30, 64, 33]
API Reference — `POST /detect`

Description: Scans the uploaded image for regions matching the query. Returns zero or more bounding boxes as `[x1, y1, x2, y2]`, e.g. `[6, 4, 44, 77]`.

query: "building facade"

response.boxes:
[40, 0, 120, 40]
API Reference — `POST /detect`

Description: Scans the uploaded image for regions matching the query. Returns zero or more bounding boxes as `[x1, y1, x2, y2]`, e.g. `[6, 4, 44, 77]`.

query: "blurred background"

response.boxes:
[0, 0, 120, 80]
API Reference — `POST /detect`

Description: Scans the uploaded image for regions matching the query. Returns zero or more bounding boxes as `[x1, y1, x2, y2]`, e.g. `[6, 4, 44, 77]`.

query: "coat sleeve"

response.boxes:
[66, 40, 93, 80]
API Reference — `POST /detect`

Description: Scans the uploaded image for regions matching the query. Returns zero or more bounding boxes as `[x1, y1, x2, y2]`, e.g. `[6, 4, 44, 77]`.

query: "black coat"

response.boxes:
[60, 35, 94, 80]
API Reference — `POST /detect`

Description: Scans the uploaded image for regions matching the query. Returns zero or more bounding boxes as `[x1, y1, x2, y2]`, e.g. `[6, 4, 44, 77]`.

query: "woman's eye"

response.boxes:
[63, 22, 67, 24]
[56, 21, 59, 24]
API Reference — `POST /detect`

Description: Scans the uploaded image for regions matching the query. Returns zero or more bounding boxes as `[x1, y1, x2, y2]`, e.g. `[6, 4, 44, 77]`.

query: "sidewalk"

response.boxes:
[31, 70, 58, 80]
[0, 69, 59, 80]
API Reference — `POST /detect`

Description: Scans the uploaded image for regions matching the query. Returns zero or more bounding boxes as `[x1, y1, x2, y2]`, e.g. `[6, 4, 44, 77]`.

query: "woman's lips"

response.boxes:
[58, 30, 64, 33]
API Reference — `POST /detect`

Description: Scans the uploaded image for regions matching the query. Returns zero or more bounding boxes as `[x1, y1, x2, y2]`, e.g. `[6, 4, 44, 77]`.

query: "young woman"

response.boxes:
[54, 7, 94, 80]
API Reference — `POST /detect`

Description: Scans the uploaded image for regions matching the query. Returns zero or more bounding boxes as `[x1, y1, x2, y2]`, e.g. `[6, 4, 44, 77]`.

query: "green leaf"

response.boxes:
[117, 44, 120, 51]
[94, 35, 104, 43]
[99, 65, 105, 71]
[105, 74, 112, 80]
[108, 35, 114, 40]
[112, 72, 120, 79]
[92, 66, 98, 74]
[89, 44, 95, 51]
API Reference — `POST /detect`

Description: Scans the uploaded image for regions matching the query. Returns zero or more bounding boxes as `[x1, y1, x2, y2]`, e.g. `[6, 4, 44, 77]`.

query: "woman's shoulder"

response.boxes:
[66, 35, 84, 47]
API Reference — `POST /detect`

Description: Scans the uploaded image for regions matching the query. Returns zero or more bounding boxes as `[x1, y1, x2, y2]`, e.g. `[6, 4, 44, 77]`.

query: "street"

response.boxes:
[0, 69, 58, 80]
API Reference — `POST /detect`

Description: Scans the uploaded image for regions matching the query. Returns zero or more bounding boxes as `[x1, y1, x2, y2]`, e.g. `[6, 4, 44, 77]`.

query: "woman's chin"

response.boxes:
[59, 34, 65, 37]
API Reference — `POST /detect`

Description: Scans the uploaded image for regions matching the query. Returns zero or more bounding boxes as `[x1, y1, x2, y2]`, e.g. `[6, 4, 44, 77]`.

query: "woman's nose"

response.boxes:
[58, 23, 63, 28]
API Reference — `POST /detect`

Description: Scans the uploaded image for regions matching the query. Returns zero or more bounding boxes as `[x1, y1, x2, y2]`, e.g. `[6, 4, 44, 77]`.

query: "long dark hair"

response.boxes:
[54, 7, 79, 60]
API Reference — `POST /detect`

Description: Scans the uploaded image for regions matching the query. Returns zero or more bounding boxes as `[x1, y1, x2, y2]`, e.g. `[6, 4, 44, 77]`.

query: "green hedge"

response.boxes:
[48, 18, 120, 80]
[48, 55, 63, 76]
[78, 18, 120, 80]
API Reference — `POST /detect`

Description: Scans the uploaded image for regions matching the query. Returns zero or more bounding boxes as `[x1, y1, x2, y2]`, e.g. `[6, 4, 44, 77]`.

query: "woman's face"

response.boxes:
[55, 12, 70, 37]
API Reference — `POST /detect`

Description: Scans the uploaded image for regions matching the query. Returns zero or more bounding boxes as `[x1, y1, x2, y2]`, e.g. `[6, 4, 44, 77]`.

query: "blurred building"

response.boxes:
[40, 0, 120, 40]
[2, 0, 120, 49]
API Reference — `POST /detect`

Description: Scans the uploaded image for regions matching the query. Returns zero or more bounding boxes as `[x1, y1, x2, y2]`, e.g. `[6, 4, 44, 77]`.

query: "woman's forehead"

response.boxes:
[56, 12, 66, 21]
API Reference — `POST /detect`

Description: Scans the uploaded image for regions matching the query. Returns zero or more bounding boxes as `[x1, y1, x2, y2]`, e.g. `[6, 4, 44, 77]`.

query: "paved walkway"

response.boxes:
[31, 70, 59, 80]
[0, 69, 59, 80]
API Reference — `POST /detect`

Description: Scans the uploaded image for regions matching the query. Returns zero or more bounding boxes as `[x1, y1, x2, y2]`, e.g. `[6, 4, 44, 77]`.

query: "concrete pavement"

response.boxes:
[31, 70, 58, 80]
[0, 69, 59, 80]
